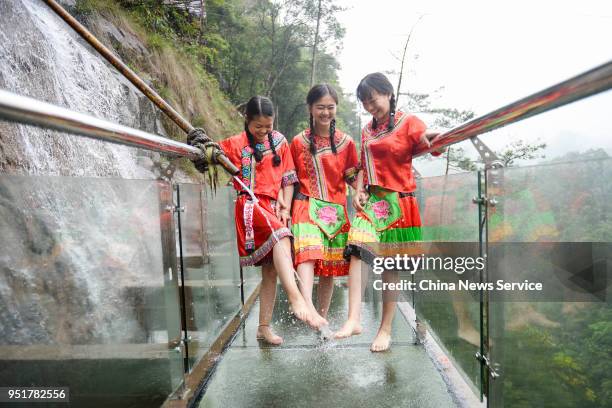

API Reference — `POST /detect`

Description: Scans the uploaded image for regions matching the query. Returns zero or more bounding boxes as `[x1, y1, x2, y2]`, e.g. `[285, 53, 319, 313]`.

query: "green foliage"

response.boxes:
[203, 0, 356, 137]
[105, 0, 355, 138]
[122, 0, 194, 39]
[498, 302, 612, 408]
[75, 0, 115, 16]
[499, 139, 547, 167]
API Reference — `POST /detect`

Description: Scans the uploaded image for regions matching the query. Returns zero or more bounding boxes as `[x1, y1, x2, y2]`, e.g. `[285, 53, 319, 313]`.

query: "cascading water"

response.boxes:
[0, 0, 162, 177]
[0, 0, 177, 349]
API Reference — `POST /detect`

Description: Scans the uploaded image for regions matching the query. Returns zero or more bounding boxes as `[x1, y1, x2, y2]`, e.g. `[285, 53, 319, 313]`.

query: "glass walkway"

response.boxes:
[197, 286, 457, 408]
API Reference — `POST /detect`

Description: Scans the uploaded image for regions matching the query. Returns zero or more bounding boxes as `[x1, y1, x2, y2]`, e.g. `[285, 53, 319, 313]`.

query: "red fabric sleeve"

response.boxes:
[218, 137, 240, 168]
[407, 115, 427, 145]
[290, 136, 300, 165]
[346, 138, 359, 170]
[280, 140, 295, 174]
[280, 139, 298, 187]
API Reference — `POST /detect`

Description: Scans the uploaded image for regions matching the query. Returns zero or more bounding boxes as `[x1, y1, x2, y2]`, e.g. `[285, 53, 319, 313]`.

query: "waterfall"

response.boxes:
[0, 0, 163, 178]
[0, 0, 176, 346]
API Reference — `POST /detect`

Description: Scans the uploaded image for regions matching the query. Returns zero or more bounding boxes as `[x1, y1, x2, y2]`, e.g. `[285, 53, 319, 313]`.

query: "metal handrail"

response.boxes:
[1, 58, 610, 167]
[0, 89, 203, 160]
[415, 59, 612, 157]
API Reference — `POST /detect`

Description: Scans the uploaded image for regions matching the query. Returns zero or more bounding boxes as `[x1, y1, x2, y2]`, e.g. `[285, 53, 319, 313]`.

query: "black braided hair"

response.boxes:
[356, 72, 396, 132]
[244, 95, 280, 166]
[268, 132, 281, 166]
[388, 93, 396, 131]
[329, 118, 337, 153]
[306, 83, 339, 155]
[308, 114, 317, 155]
[244, 123, 263, 162]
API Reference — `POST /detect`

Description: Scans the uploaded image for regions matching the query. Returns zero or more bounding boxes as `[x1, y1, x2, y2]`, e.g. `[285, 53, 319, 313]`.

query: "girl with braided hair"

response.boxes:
[290, 84, 359, 321]
[215, 95, 328, 344]
[335, 73, 442, 351]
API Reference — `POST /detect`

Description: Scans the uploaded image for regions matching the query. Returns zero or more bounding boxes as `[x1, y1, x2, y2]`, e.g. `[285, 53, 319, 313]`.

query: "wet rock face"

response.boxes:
[0, 1, 175, 346]
[0, 175, 167, 346]
[0, 0, 163, 177]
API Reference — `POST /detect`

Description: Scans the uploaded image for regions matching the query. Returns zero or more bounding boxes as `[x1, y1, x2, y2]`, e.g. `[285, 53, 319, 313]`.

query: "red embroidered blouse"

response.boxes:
[361, 111, 432, 193]
[290, 129, 359, 205]
[219, 131, 298, 200]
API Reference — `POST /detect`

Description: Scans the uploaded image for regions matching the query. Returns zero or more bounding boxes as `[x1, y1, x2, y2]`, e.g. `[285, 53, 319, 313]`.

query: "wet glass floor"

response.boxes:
[197, 281, 457, 408]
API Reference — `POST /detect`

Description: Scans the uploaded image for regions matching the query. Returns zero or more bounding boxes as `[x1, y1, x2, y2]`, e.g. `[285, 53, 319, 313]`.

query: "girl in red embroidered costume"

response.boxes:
[334, 73, 442, 351]
[290, 84, 359, 321]
[218, 96, 328, 344]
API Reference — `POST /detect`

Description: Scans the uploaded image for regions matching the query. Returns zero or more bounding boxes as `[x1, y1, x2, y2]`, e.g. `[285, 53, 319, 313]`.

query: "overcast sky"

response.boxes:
[334, 0, 612, 175]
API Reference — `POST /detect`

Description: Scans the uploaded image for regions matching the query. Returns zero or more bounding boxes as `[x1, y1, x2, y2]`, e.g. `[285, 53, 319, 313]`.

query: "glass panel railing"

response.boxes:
[175, 183, 209, 369]
[185, 185, 242, 355]
[0, 175, 184, 407]
[487, 157, 612, 407]
[415, 171, 482, 395]
[242, 264, 261, 297]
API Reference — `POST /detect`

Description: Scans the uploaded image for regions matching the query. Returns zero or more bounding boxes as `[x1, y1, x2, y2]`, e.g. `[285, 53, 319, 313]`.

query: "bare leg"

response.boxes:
[317, 276, 334, 319]
[297, 261, 329, 325]
[506, 304, 560, 331]
[371, 301, 395, 352]
[371, 270, 398, 352]
[334, 255, 363, 338]
[257, 263, 283, 345]
[273, 238, 327, 329]
[297, 261, 316, 306]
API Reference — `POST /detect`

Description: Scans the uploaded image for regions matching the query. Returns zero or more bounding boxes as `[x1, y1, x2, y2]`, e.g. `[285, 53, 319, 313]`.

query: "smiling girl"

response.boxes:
[289, 84, 360, 322]
[199, 96, 328, 344]
[335, 73, 441, 351]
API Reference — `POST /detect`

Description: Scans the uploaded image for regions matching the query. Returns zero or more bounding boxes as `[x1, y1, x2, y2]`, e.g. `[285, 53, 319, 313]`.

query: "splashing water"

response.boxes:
[232, 176, 332, 337]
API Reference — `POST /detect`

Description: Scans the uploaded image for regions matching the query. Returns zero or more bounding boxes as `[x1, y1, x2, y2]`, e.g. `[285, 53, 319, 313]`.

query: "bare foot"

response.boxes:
[334, 319, 363, 339]
[256, 325, 283, 345]
[290, 298, 328, 329]
[370, 329, 391, 352]
[308, 303, 329, 329]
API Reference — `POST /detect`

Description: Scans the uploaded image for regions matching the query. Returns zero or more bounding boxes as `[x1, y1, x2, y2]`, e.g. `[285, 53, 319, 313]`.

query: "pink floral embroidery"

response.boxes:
[372, 200, 390, 219]
[317, 206, 338, 225]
